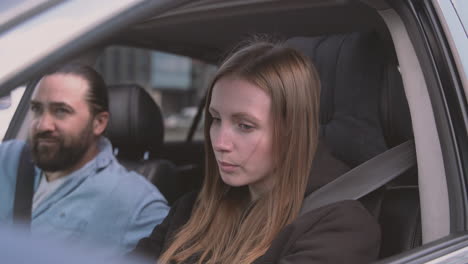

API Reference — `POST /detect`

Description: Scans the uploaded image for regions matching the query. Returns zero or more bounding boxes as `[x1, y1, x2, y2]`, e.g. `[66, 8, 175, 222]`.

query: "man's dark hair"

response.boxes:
[45, 63, 108, 115]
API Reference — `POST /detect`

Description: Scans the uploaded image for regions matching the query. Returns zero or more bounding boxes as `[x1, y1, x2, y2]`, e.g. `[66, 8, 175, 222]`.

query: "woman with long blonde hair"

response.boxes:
[133, 39, 380, 264]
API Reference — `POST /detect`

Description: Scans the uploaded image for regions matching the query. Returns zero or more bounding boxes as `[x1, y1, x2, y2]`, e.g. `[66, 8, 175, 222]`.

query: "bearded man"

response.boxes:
[0, 64, 169, 256]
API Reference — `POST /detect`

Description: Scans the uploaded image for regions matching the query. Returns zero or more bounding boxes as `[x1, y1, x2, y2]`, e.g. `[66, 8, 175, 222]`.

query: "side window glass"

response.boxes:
[0, 86, 26, 141]
[452, 0, 468, 29]
[96, 46, 216, 142]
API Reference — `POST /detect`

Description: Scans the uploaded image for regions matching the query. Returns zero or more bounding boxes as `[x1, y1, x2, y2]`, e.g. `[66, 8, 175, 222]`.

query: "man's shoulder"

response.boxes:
[82, 162, 168, 224]
[98, 161, 167, 201]
[0, 139, 26, 152]
[0, 139, 26, 165]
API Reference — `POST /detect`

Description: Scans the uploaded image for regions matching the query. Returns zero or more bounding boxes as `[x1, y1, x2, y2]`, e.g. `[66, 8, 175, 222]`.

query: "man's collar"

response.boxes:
[94, 136, 115, 171]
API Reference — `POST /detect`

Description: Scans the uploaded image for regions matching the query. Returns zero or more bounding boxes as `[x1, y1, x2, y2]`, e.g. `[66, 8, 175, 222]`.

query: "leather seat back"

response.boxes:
[106, 84, 178, 204]
[107, 84, 163, 159]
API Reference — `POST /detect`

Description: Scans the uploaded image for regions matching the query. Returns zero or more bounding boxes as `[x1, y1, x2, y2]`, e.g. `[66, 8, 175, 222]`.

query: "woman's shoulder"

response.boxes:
[167, 191, 199, 224]
[299, 199, 380, 237]
[301, 200, 381, 258]
[311, 199, 375, 221]
[258, 200, 380, 263]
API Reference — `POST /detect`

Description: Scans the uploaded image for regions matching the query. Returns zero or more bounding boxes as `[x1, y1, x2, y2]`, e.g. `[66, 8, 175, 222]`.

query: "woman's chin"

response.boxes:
[220, 173, 248, 187]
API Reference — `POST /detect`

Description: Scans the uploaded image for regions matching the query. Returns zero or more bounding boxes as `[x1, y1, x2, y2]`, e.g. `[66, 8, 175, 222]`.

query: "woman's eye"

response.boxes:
[212, 117, 221, 123]
[239, 123, 254, 131]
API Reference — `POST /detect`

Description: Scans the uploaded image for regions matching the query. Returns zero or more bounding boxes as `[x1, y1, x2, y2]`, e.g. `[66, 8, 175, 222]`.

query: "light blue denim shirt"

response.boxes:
[0, 137, 169, 256]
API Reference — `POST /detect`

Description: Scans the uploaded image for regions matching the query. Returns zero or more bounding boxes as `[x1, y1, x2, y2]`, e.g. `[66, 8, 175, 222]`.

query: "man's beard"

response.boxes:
[29, 120, 95, 172]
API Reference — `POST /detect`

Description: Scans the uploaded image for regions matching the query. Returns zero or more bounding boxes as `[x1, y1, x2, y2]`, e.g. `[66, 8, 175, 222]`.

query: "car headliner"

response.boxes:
[111, 0, 388, 64]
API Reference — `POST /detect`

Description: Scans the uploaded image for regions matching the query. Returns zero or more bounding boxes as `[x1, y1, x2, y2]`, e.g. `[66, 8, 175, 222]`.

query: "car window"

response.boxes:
[96, 46, 216, 142]
[0, 86, 26, 141]
[452, 0, 468, 34]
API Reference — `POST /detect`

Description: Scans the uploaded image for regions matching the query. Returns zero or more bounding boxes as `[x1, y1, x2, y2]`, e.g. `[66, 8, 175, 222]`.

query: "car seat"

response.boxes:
[287, 31, 421, 259]
[106, 84, 179, 204]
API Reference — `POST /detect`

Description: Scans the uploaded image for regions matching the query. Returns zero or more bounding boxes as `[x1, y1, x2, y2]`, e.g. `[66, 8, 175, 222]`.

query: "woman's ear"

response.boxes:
[93, 111, 109, 136]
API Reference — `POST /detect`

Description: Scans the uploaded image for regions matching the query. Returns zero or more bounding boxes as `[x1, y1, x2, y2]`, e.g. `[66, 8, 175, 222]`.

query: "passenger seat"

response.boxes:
[106, 84, 179, 204]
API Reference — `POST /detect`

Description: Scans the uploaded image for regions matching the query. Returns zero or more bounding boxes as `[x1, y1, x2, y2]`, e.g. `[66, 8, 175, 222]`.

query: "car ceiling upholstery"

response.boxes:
[110, 0, 388, 64]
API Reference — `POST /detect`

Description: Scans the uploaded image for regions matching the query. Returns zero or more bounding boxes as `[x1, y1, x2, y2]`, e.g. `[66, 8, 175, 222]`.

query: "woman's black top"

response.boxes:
[133, 191, 380, 264]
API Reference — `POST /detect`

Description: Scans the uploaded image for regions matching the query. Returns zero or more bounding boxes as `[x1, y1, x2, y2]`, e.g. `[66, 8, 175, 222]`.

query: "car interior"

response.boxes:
[5, 0, 456, 262]
[101, 9, 420, 262]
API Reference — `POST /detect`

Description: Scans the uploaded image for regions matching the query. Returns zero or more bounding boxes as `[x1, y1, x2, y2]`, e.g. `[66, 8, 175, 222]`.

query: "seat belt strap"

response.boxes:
[300, 140, 416, 216]
[13, 144, 35, 228]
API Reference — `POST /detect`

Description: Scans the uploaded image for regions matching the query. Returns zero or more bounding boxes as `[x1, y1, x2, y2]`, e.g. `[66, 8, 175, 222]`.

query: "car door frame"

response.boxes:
[377, 0, 468, 262]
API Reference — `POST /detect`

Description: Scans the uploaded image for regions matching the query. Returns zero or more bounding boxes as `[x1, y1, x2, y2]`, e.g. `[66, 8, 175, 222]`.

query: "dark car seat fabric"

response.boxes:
[378, 186, 421, 259]
[308, 140, 350, 193]
[381, 62, 414, 149]
[287, 32, 421, 259]
[107, 84, 164, 160]
[288, 31, 416, 187]
[106, 84, 178, 204]
[288, 33, 388, 168]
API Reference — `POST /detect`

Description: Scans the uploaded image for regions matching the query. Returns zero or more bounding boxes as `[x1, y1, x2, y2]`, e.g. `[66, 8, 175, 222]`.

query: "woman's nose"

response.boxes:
[212, 126, 233, 152]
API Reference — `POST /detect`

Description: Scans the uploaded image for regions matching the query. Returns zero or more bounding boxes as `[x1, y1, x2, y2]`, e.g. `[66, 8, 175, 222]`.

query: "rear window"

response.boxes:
[96, 46, 216, 142]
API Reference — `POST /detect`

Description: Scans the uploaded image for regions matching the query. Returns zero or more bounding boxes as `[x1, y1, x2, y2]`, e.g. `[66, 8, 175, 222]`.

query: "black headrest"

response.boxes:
[106, 84, 164, 160]
[288, 32, 403, 167]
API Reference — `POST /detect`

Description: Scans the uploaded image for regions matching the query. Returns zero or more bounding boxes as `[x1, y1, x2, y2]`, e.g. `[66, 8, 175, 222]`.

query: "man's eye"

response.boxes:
[30, 104, 41, 113]
[55, 108, 69, 115]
